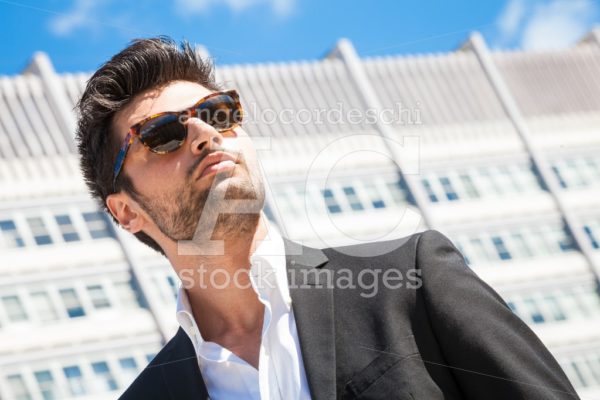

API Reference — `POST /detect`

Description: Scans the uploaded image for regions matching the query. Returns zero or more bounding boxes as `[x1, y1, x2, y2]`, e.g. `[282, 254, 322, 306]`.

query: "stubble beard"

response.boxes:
[138, 157, 266, 245]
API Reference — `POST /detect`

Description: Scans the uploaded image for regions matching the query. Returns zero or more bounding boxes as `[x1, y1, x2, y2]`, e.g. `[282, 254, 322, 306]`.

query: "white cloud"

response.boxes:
[174, 0, 295, 18]
[497, 0, 526, 41]
[521, 0, 598, 50]
[493, 0, 599, 50]
[48, 0, 98, 36]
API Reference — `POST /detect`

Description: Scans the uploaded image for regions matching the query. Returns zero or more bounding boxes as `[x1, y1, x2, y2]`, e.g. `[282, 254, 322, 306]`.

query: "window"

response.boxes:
[575, 287, 600, 317]
[363, 182, 386, 208]
[565, 159, 586, 187]
[528, 229, 552, 256]
[119, 357, 139, 383]
[2, 295, 28, 322]
[468, 237, 493, 264]
[91, 361, 118, 391]
[544, 294, 566, 321]
[59, 288, 86, 318]
[385, 179, 409, 204]
[55, 214, 80, 242]
[477, 167, 503, 195]
[166, 276, 178, 299]
[560, 289, 589, 320]
[585, 157, 600, 182]
[515, 162, 542, 191]
[31, 291, 58, 322]
[0, 219, 24, 248]
[82, 212, 113, 239]
[421, 179, 438, 203]
[34, 370, 58, 400]
[508, 233, 533, 258]
[439, 177, 458, 201]
[87, 285, 111, 309]
[321, 189, 341, 214]
[27, 217, 53, 245]
[7, 374, 32, 400]
[551, 165, 568, 188]
[557, 226, 577, 252]
[63, 366, 87, 396]
[491, 236, 511, 260]
[497, 165, 522, 193]
[523, 298, 545, 324]
[584, 225, 599, 249]
[458, 174, 480, 199]
[342, 186, 364, 211]
[114, 280, 141, 308]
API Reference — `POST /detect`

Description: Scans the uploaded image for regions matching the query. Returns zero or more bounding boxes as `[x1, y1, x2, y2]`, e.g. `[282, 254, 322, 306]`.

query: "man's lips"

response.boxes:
[195, 151, 238, 180]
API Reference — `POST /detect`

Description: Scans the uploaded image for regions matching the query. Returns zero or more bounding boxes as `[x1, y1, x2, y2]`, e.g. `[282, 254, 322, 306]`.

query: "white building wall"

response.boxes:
[0, 32, 599, 398]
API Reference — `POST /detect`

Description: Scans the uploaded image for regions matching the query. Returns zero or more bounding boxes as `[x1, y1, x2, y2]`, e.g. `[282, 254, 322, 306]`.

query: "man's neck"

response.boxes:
[171, 213, 269, 341]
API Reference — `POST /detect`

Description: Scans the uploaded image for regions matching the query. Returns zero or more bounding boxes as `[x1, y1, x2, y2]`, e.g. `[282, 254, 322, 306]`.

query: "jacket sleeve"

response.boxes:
[416, 229, 579, 400]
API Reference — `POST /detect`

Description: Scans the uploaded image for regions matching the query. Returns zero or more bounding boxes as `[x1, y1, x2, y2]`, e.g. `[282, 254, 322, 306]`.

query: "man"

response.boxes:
[76, 37, 578, 399]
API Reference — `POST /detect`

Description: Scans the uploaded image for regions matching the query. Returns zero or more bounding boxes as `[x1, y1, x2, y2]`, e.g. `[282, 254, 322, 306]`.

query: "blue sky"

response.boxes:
[0, 0, 598, 75]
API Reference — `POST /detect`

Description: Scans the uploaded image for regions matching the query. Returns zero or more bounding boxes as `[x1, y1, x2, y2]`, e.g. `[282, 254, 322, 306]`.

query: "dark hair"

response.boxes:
[75, 36, 221, 255]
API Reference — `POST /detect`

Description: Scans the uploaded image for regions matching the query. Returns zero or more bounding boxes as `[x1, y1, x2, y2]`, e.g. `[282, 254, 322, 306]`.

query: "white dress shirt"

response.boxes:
[175, 221, 312, 399]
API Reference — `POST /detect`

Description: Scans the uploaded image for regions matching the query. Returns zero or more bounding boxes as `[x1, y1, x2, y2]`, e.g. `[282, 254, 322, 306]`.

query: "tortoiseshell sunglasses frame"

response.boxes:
[111, 90, 242, 192]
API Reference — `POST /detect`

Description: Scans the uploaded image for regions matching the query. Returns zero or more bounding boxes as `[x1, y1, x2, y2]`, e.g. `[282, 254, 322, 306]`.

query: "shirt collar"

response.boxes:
[175, 219, 291, 348]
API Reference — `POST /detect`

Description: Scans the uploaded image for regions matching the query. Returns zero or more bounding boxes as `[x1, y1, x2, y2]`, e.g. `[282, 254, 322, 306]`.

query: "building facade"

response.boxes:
[0, 30, 599, 399]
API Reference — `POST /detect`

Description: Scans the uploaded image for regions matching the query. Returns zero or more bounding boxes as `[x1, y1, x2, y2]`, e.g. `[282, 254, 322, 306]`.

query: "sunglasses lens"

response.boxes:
[140, 113, 186, 153]
[196, 93, 242, 131]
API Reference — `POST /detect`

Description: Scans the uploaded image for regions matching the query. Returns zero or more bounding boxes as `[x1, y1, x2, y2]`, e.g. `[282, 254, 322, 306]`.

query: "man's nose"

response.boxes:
[185, 118, 224, 155]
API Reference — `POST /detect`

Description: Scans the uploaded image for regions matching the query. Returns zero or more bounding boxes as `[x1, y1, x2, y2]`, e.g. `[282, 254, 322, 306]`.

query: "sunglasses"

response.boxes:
[112, 90, 243, 192]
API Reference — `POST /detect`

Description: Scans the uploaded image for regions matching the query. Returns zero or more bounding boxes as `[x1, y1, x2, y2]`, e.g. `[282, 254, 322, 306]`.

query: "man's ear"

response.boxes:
[106, 192, 146, 233]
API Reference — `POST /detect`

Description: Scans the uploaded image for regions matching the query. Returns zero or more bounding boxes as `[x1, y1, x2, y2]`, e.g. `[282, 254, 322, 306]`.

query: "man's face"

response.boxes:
[110, 80, 265, 245]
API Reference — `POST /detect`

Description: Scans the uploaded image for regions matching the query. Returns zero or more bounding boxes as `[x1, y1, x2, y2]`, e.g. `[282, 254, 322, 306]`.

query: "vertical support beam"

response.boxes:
[580, 26, 600, 47]
[22, 52, 77, 151]
[466, 32, 600, 283]
[330, 38, 434, 229]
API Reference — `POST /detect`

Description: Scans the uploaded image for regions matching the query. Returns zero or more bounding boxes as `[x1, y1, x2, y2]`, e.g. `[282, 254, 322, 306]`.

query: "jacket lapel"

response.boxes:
[160, 328, 210, 400]
[283, 237, 336, 400]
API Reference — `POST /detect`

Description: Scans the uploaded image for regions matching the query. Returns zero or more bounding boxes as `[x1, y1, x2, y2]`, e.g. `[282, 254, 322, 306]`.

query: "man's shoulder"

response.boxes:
[118, 328, 186, 400]
[312, 229, 459, 287]
[319, 229, 447, 263]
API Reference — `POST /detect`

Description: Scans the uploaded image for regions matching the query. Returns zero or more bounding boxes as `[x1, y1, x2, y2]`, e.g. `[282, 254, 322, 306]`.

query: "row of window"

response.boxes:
[452, 222, 578, 265]
[0, 276, 142, 329]
[4, 352, 156, 400]
[559, 351, 600, 390]
[273, 174, 411, 218]
[272, 163, 546, 219]
[505, 285, 600, 325]
[273, 157, 600, 217]
[551, 155, 600, 190]
[421, 162, 545, 203]
[0, 209, 113, 250]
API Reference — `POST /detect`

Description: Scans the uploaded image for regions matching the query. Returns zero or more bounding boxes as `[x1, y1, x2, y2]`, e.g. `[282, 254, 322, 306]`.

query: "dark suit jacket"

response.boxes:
[119, 229, 579, 399]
